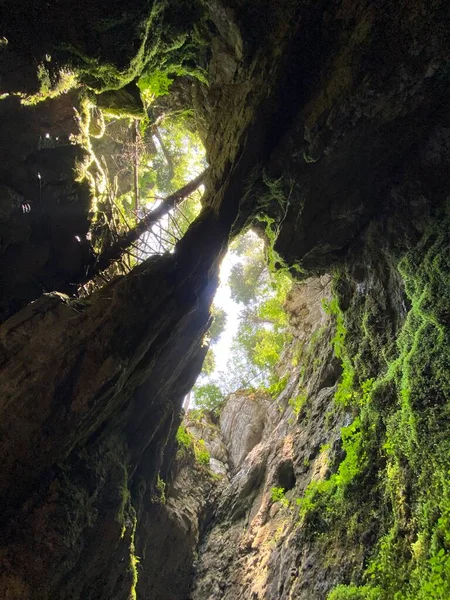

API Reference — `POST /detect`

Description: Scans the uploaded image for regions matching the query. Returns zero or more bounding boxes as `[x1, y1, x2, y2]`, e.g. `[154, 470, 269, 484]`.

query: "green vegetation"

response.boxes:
[176, 424, 193, 452]
[11, 0, 209, 289]
[20, 63, 78, 105]
[322, 296, 356, 407]
[176, 425, 211, 468]
[156, 475, 166, 504]
[193, 439, 210, 467]
[193, 230, 293, 408]
[128, 509, 139, 600]
[202, 350, 216, 376]
[65, 0, 206, 93]
[193, 383, 224, 415]
[271, 486, 290, 508]
[287, 205, 450, 600]
[271, 486, 285, 502]
[267, 374, 289, 399]
[289, 393, 307, 417]
[327, 585, 379, 600]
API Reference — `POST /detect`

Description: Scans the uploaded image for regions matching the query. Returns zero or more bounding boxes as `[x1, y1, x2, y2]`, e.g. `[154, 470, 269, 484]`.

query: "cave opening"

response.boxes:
[1, 2, 450, 600]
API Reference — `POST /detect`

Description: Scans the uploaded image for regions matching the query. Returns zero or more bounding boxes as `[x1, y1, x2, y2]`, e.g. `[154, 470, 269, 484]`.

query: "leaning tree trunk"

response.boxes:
[84, 168, 208, 283]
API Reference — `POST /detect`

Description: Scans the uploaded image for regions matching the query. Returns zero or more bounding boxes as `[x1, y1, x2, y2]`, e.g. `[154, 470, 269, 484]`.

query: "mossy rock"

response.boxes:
[96, 88, 145, 119]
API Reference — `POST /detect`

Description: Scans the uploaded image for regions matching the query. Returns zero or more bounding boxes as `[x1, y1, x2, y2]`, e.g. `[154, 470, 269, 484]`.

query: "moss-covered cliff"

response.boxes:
[0, 0, 449, 598]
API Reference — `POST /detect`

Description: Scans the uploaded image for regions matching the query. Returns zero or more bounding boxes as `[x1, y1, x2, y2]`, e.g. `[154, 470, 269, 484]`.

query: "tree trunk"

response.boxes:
[152, 125, 174, 178]
[85, 168, 208, 283]
[133, 120, 140, 212]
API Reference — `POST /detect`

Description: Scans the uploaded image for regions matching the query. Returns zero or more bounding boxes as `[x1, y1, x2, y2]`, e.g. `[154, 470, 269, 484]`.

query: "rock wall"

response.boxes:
[0, 0, 449, 598]
[189, 278, 344, 600]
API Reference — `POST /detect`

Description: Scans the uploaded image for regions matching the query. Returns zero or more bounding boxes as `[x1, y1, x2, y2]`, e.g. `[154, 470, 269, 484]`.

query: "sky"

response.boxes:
[210, 250, 241, 371]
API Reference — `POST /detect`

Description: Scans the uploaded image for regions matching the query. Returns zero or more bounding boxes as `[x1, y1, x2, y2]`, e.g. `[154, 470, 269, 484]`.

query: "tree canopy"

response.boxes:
[192, 231, 292, 407]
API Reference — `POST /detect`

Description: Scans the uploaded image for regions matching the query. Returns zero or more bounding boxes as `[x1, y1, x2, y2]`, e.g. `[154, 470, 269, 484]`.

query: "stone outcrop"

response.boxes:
[0, 210, 226, 598]
[220, 390, 271, 471]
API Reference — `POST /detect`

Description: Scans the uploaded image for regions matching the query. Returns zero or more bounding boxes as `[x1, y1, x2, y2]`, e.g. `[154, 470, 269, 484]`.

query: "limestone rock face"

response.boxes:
[190, 278, 342, 600]
[0, 211, 228, 599]
[220, 390, 271, 470]
[284, 275, 332, 342]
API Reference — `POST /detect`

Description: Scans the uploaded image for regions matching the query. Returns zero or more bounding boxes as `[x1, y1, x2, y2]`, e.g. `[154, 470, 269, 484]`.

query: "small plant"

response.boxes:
[271, 486, 290, 508]
[289, 394, 307, 417]
[193, 439, 210, 467]
[152, 474, 166, 504]
[176, 425, 210, 468]
[271, 486, 286, 502]
[267, 374, 289, 398]
[176, 425, 192, 447]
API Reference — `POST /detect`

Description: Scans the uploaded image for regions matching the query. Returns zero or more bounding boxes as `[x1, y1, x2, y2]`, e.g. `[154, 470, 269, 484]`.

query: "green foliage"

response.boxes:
[65, 0, 206, 93]
[176, 425, 210, 467]
[227, 237, 292, 385]
[193, 383, 224, 415]
[289, 394, 307, 416]
[271, 486, 286, 502]
[327, 585, 380, 600]
[187, 409, 205, 422]
[323, 295, 356, 406]
[271, 486, 290, 508]
[302, 204, 450, 600]
[267, 374, 289, 399]
[296, 415, 368, 521]
[194, 439, 210, 467]
[209, 306, 227, 344]
[202, 350, 216, 376]
[196, 230, 293, 398]
[229, 257, 266, 305]
[253, 172, 303, 277]
[143, 112, 206, 197]
[21, 64, 77, 105]
[138, 63, 206, 105]
[155, 475, 166, 504]
[128, 508, 139, 600]
[176, 425, 193, 454]
[138, 70, 175, 100]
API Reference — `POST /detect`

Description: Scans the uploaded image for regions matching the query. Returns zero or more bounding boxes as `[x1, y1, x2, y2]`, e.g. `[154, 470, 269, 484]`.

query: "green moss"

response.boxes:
[193, 438, 210, 467]
[267, 374, 289, 398]
[289, 393, 307, 417]
[327, 585, 380, 600]
[20, 63, 78, 105]
[321, 203, 450, 599]
[128, 508, 139, 600]
[176, 424, 194, 454]
[156, 475, 166, 504]
[176, 425, 210, 467]
[322, 294, 357, 407]
[253, 172, 304, 277]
